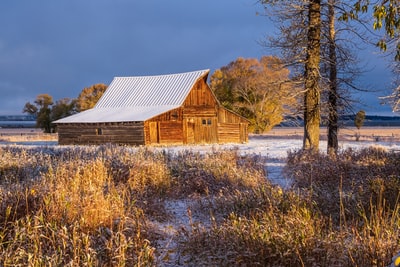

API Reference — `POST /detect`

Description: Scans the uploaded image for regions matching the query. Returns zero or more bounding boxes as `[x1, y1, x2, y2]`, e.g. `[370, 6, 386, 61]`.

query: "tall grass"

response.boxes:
[180, 147, 400, 266]
[0, 145, 267, 265]
[1, 144, 399, 266]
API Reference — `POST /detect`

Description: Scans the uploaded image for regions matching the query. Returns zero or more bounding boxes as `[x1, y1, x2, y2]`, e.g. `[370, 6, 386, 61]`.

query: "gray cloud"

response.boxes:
[0, 0, 395, 115]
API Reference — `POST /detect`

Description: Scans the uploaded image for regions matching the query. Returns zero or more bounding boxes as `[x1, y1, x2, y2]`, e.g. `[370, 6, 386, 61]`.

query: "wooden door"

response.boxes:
[186, 119, 195, 144]
[198, 118, 217, 143]
[149, 122, 159, 144]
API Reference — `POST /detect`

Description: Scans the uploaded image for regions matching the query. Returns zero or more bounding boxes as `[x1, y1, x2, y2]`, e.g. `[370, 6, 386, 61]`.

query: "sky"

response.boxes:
[0, 0, 397, 116]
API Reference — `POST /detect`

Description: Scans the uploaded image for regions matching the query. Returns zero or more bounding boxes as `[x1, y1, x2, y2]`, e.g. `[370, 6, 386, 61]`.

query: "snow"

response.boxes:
[153, 136, 400, 188]
[2, 135, 399, 187]
[1, 134, 399, 266]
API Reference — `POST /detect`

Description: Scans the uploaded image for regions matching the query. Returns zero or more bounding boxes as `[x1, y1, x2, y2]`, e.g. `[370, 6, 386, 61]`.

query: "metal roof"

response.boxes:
[55, 69, 209, 123]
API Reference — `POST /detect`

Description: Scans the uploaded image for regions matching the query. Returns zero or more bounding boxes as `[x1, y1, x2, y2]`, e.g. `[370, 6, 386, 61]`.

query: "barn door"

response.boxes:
[149, 122, 159, 144]
[199, 118, 217, 143]
[186, 119, 195, 144]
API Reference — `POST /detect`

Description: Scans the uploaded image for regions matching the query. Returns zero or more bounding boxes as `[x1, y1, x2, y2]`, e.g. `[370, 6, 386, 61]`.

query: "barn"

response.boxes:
[54, 69, 249, 145]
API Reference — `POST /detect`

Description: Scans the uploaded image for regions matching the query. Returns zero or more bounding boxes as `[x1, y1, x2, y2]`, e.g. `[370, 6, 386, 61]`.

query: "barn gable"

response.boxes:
[54, 69, 248, 145]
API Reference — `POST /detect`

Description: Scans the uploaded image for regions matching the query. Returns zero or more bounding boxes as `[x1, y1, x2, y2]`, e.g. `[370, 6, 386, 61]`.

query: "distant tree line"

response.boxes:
[23, 84, 107, 133]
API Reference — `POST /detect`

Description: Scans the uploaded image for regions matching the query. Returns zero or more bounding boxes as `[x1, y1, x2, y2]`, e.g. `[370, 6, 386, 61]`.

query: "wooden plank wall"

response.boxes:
[183, 107, 217, 117]
[183, 78, 217, 106]
[218, 107, 247, 124]
[217, 108, 249, 143]
[218, 123, 240, 143]
[191, 117, 218, 143]
[144, 121, 184, 145]
[57, 122, 145, 145]
[159, 121, 183, 144]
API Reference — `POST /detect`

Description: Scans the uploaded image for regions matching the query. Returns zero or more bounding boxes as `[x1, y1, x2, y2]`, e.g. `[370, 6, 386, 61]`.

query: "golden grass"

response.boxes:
[0, 133, 57, 142]
[0, 144, 399, 266]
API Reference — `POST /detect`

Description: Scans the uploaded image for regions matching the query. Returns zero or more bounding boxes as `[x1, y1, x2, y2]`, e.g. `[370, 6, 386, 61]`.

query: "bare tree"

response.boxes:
[326, 0, 339, 155]
[260, 0, 371, 153]
[261, 0, 322, 150]
[380, 60, 400, 112]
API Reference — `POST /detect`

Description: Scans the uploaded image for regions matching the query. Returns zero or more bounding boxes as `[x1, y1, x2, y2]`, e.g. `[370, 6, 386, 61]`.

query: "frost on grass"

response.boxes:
[1, 136, 400, 266]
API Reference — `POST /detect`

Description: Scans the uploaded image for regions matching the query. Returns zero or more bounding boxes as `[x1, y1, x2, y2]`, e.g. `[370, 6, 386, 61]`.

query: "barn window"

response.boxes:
[202, 119, 212, 126]
[172, 111, 178, 120]
[96, 128, 103, 135]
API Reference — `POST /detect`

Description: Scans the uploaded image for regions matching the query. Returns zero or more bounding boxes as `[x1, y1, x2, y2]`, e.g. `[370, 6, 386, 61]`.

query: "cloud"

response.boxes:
[0, 0, 395, 115]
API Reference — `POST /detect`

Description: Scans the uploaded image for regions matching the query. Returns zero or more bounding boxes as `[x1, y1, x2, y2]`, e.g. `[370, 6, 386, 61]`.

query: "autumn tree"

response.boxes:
[23, 94, 54, 133]
[346, 0, 400, 61]
[210, 56, 298, 133]
[354, 110, 366, 129]
[76, 83, 107, 112]
[51, 98, 77, 121]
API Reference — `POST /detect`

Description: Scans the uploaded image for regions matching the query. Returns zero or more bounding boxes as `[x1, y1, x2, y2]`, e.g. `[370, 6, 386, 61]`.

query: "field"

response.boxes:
[2, 126, 400, 143]
[0, 127, 400, 266]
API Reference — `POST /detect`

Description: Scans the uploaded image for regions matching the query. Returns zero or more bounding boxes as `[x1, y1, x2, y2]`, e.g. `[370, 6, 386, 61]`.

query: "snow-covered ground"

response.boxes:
[156, 136, 400, 188]
[1, 135, 399, 266]
[1, 135, 399, 187]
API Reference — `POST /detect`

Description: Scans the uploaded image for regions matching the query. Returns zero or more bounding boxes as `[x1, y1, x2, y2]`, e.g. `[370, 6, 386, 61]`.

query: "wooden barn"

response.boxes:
[54, 69, 249, 145]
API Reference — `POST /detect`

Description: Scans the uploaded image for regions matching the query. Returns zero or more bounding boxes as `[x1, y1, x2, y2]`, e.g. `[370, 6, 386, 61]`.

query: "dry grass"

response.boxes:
[0, 145, 267, 266]
[179, 147, 400, 266]
[265, 126, 400, 142]
[0, 129, 57, 142]
[1, 141, 400, 266]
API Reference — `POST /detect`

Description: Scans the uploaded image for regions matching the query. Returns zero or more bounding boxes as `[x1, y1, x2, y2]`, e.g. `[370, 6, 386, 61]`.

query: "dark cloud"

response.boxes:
[0, 0, 395, 115]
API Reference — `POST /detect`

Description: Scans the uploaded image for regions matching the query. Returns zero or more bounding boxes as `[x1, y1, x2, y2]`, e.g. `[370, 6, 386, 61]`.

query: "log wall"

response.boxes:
[57, 122, 145, 145]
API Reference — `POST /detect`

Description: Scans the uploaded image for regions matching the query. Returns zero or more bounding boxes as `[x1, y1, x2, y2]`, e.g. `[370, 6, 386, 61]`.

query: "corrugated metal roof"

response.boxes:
[54, 106, 181, 123]
[55, 69, 209, 123]
[96, 69, 209, 108]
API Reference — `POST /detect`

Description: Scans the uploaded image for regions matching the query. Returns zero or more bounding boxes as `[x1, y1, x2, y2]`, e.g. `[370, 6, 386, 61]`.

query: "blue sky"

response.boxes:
[0, 0, 396, 116]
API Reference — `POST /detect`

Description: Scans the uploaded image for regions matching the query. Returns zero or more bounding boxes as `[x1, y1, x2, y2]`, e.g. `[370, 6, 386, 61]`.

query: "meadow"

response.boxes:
[0, 127, 399, 266]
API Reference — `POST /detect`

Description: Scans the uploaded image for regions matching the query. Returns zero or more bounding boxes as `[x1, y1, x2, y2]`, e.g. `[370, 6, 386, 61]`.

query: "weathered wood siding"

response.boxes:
[145, 108, 184, 145]
[159, 121, 183, 144]
[217, 107, 249, 143]
[183, 78, 217, 107]
[217, 122, 248, 143]
[57, 122, 144, 145]
[218, 107, 247, 123]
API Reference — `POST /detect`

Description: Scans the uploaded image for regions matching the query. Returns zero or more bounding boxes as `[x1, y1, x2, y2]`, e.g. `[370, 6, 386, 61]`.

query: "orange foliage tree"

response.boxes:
[210, 56, 299, 133]
[76, 83, 108, 112]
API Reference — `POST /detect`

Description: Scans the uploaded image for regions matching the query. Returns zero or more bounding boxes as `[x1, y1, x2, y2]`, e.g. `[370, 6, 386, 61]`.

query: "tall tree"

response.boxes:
[303, 0, 322, 150]
[261, 0, 369, 153]
[23, 94, 54, 133]
[327, 0, 339, 155]
[210, 56, 298, 133]
[261, 0, 322, 150]
[76, 83, 107, 112]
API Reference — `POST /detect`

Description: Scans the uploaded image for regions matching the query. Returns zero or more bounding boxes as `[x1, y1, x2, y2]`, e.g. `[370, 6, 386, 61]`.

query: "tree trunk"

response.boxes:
[327, 0, 338, 155]
[303, 0, 321, 151]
